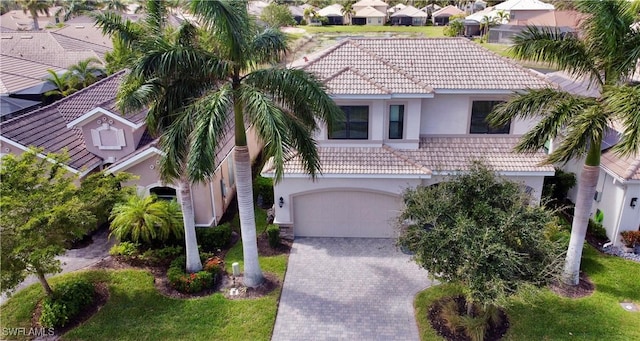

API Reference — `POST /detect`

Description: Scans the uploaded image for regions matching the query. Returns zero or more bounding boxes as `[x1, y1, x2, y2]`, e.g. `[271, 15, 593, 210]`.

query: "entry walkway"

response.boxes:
[272, 238, 432, 341]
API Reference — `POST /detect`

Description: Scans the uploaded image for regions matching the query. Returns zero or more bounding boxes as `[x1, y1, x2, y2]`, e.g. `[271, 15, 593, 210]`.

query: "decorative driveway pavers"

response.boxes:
[272, 238, 432, 341]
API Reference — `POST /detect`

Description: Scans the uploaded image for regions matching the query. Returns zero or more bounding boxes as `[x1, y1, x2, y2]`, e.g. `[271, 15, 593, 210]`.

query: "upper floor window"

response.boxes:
[389, 105, 404, 139]
[329, 106, 369, 139]
[469, 101, 510, 134]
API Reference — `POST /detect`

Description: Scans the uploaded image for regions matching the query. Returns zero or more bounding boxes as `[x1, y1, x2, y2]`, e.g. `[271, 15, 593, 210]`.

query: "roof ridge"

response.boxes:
[0, 70, 127, 127]
[348, 40, 433, 92]
[382, 144, 432, 174]
[324, 66, 391, 94]
[50, 31, 110, 53]
[623, 157, 640, 180]
[300, 39, 351, 70]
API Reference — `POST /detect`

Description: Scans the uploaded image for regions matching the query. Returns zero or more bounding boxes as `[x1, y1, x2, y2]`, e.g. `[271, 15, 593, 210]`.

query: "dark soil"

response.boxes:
[429, 296, 509, 341]
[221, 272, 280, 300]
[257, 232, 292, 257]
[549, 272, 595, 298]
[31, 282, 109, 337]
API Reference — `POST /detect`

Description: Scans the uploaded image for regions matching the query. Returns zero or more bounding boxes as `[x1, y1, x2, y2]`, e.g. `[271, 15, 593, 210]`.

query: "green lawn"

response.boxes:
[0, 208, 287, 341]
[302, 25, 445, 37]
[415, 245, 640, 341]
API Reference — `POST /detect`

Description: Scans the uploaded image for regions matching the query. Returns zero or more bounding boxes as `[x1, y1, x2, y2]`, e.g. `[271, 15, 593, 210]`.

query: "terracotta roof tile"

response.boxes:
[298, 38, 552, 93]
[601, 150, 640, 181]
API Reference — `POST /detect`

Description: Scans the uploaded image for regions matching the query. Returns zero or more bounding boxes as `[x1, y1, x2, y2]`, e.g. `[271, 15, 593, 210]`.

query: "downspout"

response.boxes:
[209, 180, 217, 226]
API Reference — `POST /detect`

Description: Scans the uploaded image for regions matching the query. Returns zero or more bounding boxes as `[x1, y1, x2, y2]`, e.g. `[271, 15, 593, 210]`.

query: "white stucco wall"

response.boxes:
[273, 177, 421, 225]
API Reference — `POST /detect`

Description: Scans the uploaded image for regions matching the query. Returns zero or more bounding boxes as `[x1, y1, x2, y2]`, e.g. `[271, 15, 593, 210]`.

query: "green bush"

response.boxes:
[167, 255, 221, 293]
[300, 19, 307, 26]
[40, 279, 95, 328]
[253, 176, 274, 208]
[196, 224, 232, 252]
[266, 224, 280, 248]
[140, 245, 184, 265]
[588, 219, 609, 241]
[109, 241, 140, 257]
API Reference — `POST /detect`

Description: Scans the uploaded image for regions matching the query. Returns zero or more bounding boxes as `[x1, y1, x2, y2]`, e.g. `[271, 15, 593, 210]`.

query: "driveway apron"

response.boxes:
[272, 238, 432, 341]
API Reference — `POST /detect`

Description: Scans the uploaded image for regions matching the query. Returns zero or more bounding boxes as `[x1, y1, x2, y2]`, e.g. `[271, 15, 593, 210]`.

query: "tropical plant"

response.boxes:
[487, 0, 640, 286]
[260, 3, 295, 27]
[109, 194, 184, 244]
[68, 57, 104, 87]
[44, 69, 80, 98]
[341, 0, 355, 25]
[0, 149, 123, 297]
[17, 0, 51, 30]
[153, 0, 343, 287]
[55, 0, 100, 22]
[100, 0, 128, 12]
[397, 162, 563, 339]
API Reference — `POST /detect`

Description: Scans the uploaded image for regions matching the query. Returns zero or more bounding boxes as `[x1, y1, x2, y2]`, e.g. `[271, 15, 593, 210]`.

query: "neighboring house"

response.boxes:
[352, 6, 386, 26]
[0, 7, 62, 31]
[489, 10, 583, 43]
[262, 38, 555, 239]
[546, 71, 640, 246]
[494, 0, 554, 22]
[387, 3, 406, 15]
[0, 71, 262, 227]
[432, 5, 465, 26]
[247, 1, 270, 17]
[352, 0, 389, 15]
[289, 5, 305, 25]
[390, 5, 429, 26]
[464, 6, 500, 36]
[318, 4, 344, 25]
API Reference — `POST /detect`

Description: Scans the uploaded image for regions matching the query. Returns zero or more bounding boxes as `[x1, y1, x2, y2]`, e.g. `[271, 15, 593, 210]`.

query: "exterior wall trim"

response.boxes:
[0, 136, 81, 174]
[106, 147, 164, 174]
[66, 107, 145, 129]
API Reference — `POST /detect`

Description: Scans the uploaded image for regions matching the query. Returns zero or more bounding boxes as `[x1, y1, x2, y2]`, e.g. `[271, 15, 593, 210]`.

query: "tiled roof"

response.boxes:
[432, 5, 464, 17]
[0, 71, 141, 172]
[297, 38, 552, 93]
[601, 150, 640, 181]
[546, 71, 600, 97]
[318, 4, 343, 17]
[495, 0, 554, 11]
[266, 136, 552, 176]
[0, 54, 65, 94]
[0, 8, 62, 31]
[51, 15, 114, 50]
[267, 146, 432, 175]
[354, 0, 388, 8]
[391, 5, 429, 18]
[404, 136, 553, 173]
[354, 6, 386, 18]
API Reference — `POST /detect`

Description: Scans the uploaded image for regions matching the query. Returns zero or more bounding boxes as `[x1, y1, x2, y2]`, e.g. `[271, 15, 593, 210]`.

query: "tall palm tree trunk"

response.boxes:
[562, 145, 600, 285]
[31, 10, 40, 31]
[178, 177, 202, 273]
[233, 87, 264, 288]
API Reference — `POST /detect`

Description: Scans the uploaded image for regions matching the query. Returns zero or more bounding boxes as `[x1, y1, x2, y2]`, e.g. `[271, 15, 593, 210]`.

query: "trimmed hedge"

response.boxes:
[266, 224, 280, 248]
[196, 224, 232, 252]
[253, 176, 274, 208]
[167, 255, 222, 293]
[40, 279, 95, 328]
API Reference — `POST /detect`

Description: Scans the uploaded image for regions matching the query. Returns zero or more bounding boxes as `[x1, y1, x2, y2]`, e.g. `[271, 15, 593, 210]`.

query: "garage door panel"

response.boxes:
[293, 191, 400, 238]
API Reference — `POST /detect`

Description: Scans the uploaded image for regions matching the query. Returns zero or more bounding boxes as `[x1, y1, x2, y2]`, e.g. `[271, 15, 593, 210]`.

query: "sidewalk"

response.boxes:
[0, 228, 115, 305]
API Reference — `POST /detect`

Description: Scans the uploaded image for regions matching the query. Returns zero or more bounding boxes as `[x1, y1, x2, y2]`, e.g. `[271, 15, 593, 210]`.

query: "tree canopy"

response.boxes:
[398, 163, 564, 310]
[260, 3, 296, 28]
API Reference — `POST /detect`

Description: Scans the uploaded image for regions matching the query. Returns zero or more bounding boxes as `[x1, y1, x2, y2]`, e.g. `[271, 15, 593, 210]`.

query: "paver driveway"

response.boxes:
[272, 238, 432, 341]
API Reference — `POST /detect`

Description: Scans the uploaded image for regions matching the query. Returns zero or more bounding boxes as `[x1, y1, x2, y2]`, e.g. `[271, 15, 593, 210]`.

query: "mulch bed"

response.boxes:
[549, 272, 595, 298]
[428, 296, 509, 341]
[31, 282, 109, 338]
[257, 233, 292, 257]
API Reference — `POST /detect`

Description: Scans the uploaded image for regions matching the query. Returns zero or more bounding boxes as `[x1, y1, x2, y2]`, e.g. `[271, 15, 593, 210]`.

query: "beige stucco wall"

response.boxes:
[80, 118, 138, 163]
[510, 9, 553, 22]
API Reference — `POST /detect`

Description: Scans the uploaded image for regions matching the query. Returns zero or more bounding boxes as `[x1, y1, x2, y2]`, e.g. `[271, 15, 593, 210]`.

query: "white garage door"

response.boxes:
[293, 190, 401, 238]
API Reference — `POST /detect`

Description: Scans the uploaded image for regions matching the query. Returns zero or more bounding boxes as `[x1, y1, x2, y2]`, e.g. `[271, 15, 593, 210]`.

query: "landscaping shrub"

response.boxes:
[253, 176, 274, 208]
[196, 223, 232, 252]
[140, 245, 184, 266]
[40, 279, 95, 328]
[266, 224, 280, 248]
[542, 168, 577, 207]
[109, 241, 140, 257]
[588, 218, 608, 241]
[167, 255, 222, 293]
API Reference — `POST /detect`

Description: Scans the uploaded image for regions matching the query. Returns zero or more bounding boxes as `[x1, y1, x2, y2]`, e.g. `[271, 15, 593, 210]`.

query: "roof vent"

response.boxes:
[20, 35, 33, 39]
[0, 36, 12, 39]
[75, 25, 85, 29]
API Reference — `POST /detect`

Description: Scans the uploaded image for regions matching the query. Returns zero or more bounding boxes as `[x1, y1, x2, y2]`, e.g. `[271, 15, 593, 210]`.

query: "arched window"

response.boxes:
[150, 186, 177, 201]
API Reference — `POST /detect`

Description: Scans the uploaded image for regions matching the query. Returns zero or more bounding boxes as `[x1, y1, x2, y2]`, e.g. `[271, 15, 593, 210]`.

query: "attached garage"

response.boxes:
[292, 190, 402, 238]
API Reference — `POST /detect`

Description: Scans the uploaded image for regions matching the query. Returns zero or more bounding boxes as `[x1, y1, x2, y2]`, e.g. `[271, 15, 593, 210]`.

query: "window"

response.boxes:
[388, 105, 404, 139]
[329, 106, 369, 139]
[227, 160, 235, 187]
[469, 101, 510, 134]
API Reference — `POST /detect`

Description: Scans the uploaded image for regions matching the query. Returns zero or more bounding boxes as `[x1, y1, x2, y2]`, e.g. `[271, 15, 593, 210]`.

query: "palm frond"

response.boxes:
[281, 111, 321, 181]
[92, 11, 141, 47]
[144, 0, 168, 33]
[548, 104, 609, 164]
[158, 109, 192, 182]
[603, 84, 640, 157]
[239, 84, 292, 181]
[488, 88, 584, 126]
[510, 26, 600, 84]
[116, 74, 161, 114]
[185, 86, 234, 182]
[189, 0, 249, 62]
[250, 27, 288, 65]
[243, 68, 343, 132]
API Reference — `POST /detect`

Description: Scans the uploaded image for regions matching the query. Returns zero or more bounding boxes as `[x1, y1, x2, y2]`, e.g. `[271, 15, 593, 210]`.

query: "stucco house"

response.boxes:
[546, 71, 640, 246]
[318, 4, 344, 25]
[390, 5, 429, 26]
[352, 6, 387, 26]
[263, 38, 555, 239]
[494, 0, 555, 21]
[0, 71, 261, 227]
[432, 5, 465, 26]
[353, 0, 389, 15]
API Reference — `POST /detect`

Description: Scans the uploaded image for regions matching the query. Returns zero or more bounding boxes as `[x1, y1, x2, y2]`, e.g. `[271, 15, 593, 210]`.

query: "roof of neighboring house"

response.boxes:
[510, 10, 584, 28]
[432, 5, 465, 18]
[295, 38, 552, 93]
[0, 8, 62, 31]
[0, 95, 40, 118]
[388, 3, 407, 13]
[0, 54, 65, 94]
[318, 4, 344, 17]
[51, 15, 114, 50]
[391, 5, 429, 18]
[248, 1, 270, 16]
[353, 0, 389, 8]
[289, 5, 305, 17]
[264, 136, 553, 176]
[354, 6, 387, 18]
[601, 151, 640, 181]
[466, 7, 500, 22]
[0, 71, 133, 172]
[545, 71, 600, 97]
[495, 0, 554, 11]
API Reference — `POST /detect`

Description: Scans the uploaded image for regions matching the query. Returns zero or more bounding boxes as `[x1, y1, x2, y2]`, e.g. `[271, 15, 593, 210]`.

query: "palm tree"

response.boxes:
[44, 69, 79, 97]
[93, 0, 215, 273]
[109, 194, 184, 244]
[55, 0, 101, 22]
[151, 0, 342, 287]
[487, 0, 640, 286]
[68, 57, 104, 87]
[100, 0, 129, 13]
[341, 1, 355, 25]
[17, 0, 52, 31]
